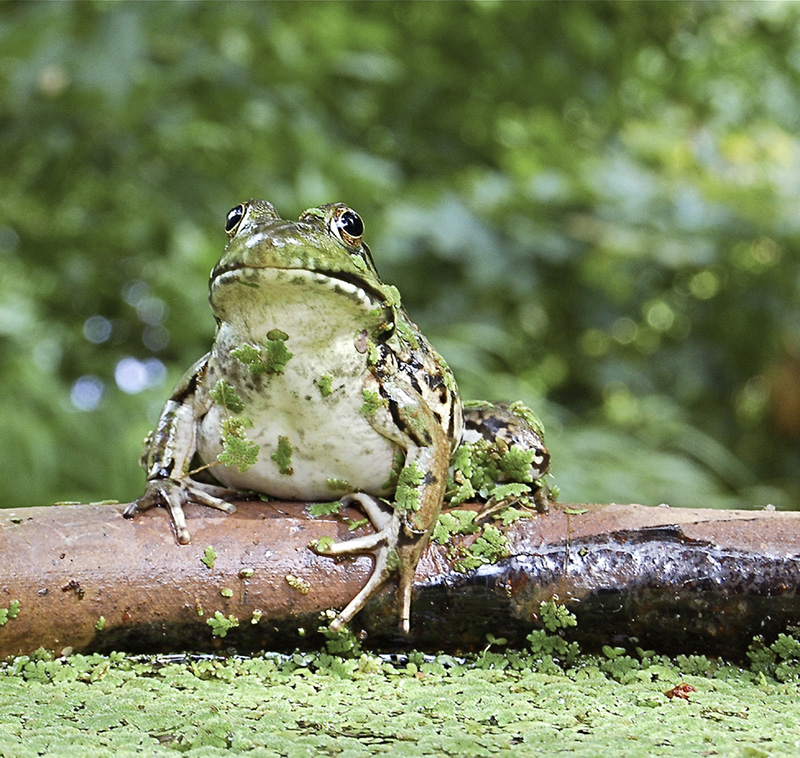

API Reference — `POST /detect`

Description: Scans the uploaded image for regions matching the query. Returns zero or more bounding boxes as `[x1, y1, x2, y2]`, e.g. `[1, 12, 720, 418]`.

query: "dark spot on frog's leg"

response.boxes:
[386, 397, 405, 431]
[424, 371, 447, 395]
[423, 471, 438, 486]
[155, 463, 175, 480]
[447, 408, 457, 440]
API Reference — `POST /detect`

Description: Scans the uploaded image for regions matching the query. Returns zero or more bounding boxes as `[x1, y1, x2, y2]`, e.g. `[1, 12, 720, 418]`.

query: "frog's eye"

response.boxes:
[224, 204, 247, 237]
[330, 207, 364, 249]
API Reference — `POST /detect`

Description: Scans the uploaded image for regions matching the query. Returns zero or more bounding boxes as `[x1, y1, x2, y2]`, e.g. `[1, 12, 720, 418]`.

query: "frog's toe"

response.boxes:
[124, 478, 237, 545]
[123, 483, 167, 517]
[186, 483, 238, 515]
[340, 493, 392, 531]
[328, 539, 396, 631]
[122, 499, 150, 518]
[157, 482, 192, 544]
[314, 494, 399, 559]
[190, 480, 240, 501]
[397, 564, 414, 634]
[169, 482, 238, 542]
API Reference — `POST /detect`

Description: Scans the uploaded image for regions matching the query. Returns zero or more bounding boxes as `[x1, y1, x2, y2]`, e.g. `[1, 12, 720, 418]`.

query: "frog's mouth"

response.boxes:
[210, 262, 388, 308]
[209, 263, 389, 315]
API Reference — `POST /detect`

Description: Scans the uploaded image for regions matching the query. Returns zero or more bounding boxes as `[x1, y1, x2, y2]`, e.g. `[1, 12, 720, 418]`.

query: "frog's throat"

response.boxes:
[209, 265, 388, 312]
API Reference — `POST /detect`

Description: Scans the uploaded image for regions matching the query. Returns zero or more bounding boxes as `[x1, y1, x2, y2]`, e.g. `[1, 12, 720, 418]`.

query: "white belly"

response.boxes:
[196, 329, 398, 500]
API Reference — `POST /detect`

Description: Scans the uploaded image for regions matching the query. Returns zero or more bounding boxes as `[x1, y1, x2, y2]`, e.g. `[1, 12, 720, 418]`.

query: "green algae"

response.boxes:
[270, 435, 294, 476]
[0, 601, 20, 627]
[200, 546, 217, 570]
[2, 630, 800, 757]
[431, 509, 512, 572]
[206, 612, 239, 638]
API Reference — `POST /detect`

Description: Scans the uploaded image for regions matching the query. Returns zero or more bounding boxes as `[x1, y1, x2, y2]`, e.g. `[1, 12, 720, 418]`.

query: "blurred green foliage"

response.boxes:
[1, 1, 798, 509]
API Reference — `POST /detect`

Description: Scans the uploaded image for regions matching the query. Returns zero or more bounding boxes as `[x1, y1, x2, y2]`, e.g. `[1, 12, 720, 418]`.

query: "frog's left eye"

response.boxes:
[225, 204, 247, 237]
[330, 207, 364, 248]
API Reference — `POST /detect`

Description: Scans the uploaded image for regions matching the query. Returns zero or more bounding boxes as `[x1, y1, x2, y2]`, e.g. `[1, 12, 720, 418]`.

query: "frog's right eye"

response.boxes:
[224, 204, 247, 237]
[330, 207, 364, 249]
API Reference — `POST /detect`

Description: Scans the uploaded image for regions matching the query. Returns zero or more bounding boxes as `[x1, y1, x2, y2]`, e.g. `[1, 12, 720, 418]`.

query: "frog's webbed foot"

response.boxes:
[315, 493, 417, 634]
[123, 478, 237, 545]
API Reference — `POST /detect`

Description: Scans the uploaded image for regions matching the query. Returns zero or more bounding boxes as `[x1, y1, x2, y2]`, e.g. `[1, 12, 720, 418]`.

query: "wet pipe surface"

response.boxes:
[1, 501, 799, 659]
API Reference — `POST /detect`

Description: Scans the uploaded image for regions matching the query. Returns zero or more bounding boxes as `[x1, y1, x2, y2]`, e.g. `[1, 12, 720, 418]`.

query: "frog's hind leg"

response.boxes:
[316, 493, 407, 632]
[462, 401, 552, 513]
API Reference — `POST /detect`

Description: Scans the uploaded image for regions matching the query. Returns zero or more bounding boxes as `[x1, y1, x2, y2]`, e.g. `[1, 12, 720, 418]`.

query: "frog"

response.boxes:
[124, 199, 550, 633]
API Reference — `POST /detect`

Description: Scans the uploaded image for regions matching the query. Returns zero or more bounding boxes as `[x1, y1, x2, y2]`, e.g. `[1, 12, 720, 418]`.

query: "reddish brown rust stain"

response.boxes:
[664, 682, 697, 700]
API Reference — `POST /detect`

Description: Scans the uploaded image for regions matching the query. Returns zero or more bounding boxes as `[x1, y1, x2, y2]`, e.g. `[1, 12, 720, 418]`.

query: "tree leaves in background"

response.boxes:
[1, 2, 797, 508]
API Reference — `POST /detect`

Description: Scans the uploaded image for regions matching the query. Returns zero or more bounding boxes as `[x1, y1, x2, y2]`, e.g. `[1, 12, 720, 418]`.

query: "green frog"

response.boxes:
[124, 200, 550, 632]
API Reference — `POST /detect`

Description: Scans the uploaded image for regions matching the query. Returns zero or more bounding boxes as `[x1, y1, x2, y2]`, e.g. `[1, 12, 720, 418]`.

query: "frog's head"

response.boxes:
[209, 200, 390, 324]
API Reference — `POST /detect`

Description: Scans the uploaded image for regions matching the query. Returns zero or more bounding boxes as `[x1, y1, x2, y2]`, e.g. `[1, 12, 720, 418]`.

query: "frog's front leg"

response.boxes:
[123, 356, 237, 544]
[318, 382, 449, 633]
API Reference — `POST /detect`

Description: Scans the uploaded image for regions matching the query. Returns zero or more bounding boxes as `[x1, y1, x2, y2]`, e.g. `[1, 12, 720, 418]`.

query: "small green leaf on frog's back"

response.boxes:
[263, 337, 293, 373]
[317, 374, 334, 397]
[395, 462, 425, 511]
[220, 587, 233, 597]
[380, 283, 402, 308]
[366, 341, 379, 364]
[507, 400, 546, 437]
[360, 389, 385, 417]
[209, 379, 245, 414]
[231, 343, 263, 370]
[218, 431, 259, 472]
[271, 435, 294, 475]
[394, 317, 421, 349]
